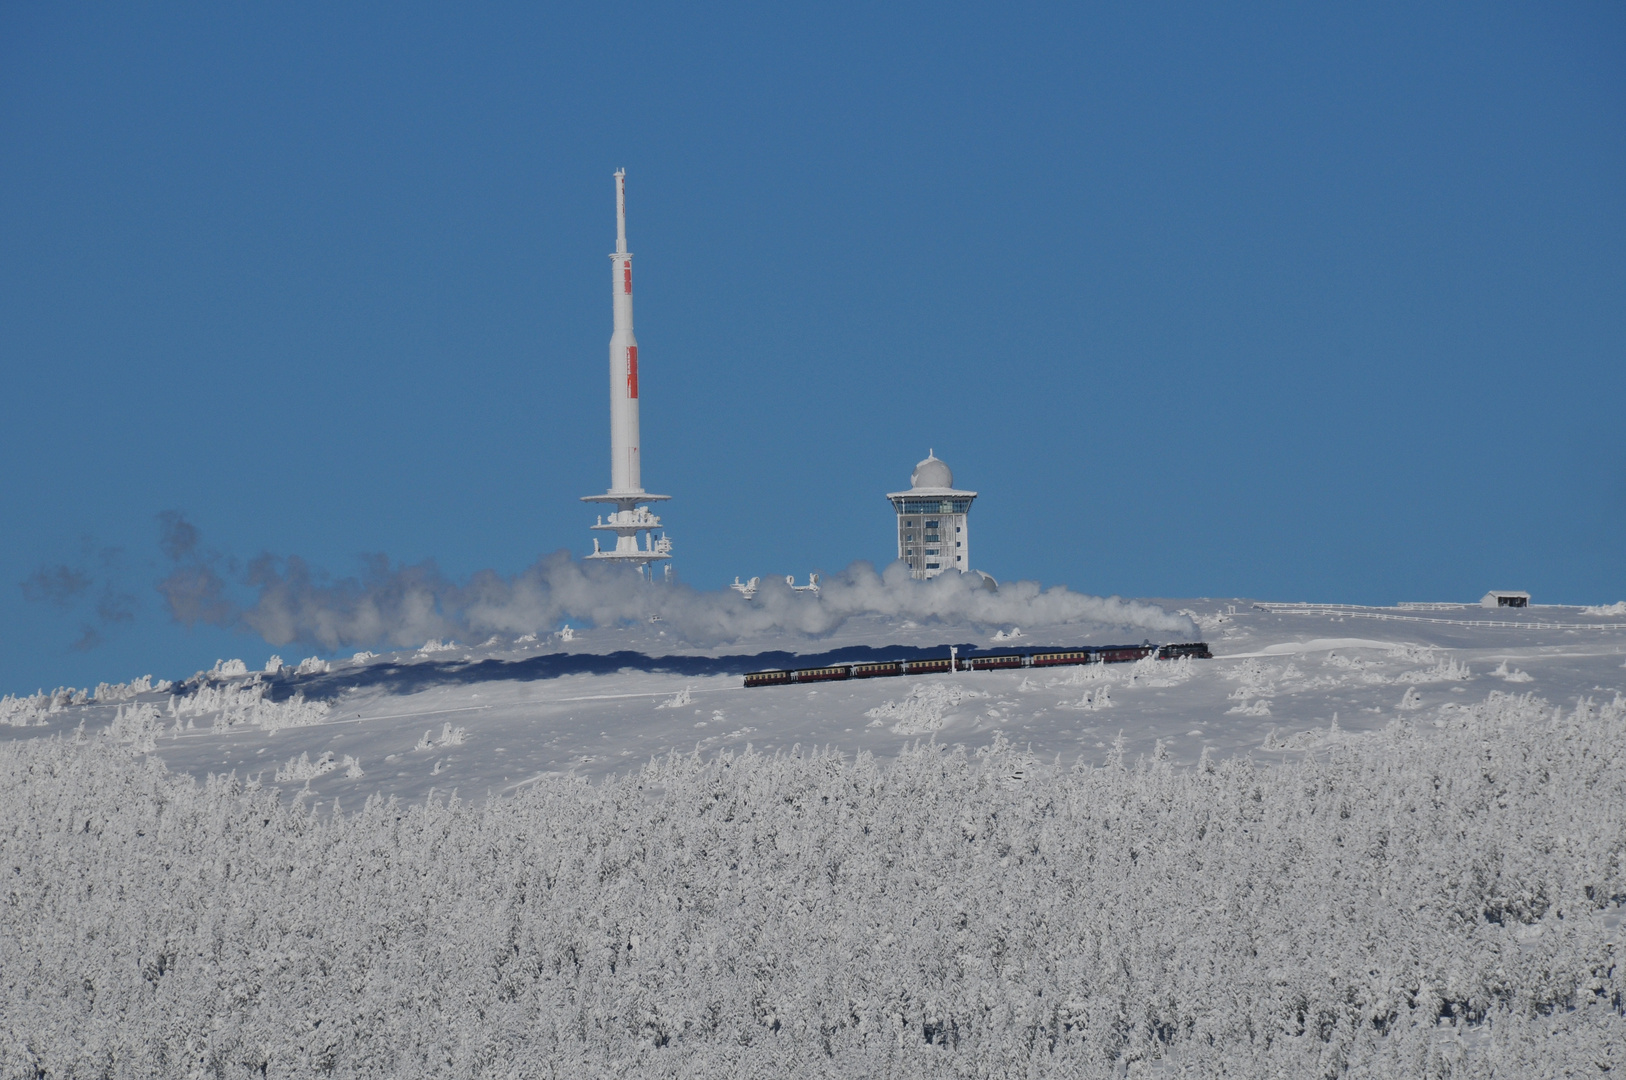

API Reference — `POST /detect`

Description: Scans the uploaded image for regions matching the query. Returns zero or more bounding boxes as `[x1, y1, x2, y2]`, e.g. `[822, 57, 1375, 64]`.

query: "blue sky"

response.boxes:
[2, 1, 1622, 691]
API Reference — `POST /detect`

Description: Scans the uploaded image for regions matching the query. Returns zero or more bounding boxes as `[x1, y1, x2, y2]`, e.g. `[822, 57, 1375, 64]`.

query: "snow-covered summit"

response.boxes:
[3, 598, 1621, 809]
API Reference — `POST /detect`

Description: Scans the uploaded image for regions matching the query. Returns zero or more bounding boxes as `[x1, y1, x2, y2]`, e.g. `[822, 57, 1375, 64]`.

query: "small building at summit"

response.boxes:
[888, 451, 977, 579]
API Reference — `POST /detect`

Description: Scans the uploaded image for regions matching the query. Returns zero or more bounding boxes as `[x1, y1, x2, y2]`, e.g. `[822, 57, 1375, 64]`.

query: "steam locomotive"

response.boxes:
[743, 641, 1212, 688]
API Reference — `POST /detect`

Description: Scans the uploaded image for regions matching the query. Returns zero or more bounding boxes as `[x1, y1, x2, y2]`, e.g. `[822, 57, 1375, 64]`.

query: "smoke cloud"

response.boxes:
[156, 517, 1197, 651]
[20, 565, 92, 607]
[19, 542, 139, 652]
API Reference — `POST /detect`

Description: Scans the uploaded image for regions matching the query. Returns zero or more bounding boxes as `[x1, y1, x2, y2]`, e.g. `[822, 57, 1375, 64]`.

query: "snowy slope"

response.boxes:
[5, 598, 1625, 1076]
[5, 599, 1624, 807]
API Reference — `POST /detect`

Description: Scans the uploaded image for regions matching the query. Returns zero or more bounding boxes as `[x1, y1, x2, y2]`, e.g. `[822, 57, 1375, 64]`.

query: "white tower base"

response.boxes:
[582, 492, 672, 578]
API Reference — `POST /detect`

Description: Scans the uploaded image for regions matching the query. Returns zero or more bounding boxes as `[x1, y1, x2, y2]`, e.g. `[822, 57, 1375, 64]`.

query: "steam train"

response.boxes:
[742, 641, 1212, 688]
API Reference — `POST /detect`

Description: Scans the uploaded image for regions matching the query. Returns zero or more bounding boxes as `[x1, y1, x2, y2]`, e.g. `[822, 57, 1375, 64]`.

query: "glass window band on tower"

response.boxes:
[888, 498, 974, 515]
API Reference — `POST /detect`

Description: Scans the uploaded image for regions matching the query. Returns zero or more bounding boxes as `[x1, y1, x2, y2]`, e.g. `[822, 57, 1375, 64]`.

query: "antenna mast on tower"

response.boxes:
[581, 169, 672, 578]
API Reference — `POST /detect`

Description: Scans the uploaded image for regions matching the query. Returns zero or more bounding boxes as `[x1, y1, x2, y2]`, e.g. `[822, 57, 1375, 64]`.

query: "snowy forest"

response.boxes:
[3, 690, 1622, 1078]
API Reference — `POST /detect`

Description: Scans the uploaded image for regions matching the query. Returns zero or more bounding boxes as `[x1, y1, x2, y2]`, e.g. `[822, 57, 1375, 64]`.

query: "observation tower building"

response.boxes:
[888, 451, 976, 579]
[582, 170, 672, 578]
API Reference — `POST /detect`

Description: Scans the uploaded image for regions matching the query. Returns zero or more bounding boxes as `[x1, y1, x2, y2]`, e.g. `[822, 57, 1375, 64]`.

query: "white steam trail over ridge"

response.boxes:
[159, 526, 1197, 651]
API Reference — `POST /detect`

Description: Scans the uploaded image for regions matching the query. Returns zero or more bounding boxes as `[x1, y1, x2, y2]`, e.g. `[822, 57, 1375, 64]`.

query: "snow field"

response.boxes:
[2, 601, 1625, 1074]
[4, 601, 1625, 811]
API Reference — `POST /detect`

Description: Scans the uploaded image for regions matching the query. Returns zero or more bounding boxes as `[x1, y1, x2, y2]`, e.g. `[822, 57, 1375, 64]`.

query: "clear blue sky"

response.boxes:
[2, 2, 1622, 691]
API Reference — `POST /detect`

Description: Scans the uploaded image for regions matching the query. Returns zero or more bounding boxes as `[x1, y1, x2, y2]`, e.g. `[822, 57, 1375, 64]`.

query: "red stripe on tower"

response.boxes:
[623, 262, 632, 294]
[626, 345, 638, 398]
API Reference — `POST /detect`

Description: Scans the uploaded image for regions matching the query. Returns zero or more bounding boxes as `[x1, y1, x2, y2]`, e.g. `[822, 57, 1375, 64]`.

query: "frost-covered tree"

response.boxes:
[1, 691, 1621, 1077]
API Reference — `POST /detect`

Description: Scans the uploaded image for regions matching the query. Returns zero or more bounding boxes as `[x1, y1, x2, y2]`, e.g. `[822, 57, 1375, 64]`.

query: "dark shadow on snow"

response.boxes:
[265, 643, 987, 702]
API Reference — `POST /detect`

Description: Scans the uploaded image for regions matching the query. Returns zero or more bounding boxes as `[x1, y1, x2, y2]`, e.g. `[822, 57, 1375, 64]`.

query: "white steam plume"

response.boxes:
[158, 521, 1197, 651]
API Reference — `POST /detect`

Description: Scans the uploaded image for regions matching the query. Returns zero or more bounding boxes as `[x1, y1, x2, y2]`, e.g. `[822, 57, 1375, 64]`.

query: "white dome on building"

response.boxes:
[910, 451, 953, 490]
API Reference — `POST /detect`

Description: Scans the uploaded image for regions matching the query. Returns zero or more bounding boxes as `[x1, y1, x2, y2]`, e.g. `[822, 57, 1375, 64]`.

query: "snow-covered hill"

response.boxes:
[5, 597, 1625, 1075]
[6, 598, 1623, 807]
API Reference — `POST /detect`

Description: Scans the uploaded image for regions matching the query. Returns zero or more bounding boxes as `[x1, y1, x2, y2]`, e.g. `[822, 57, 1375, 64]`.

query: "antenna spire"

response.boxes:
[614, 169, 627, 254]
